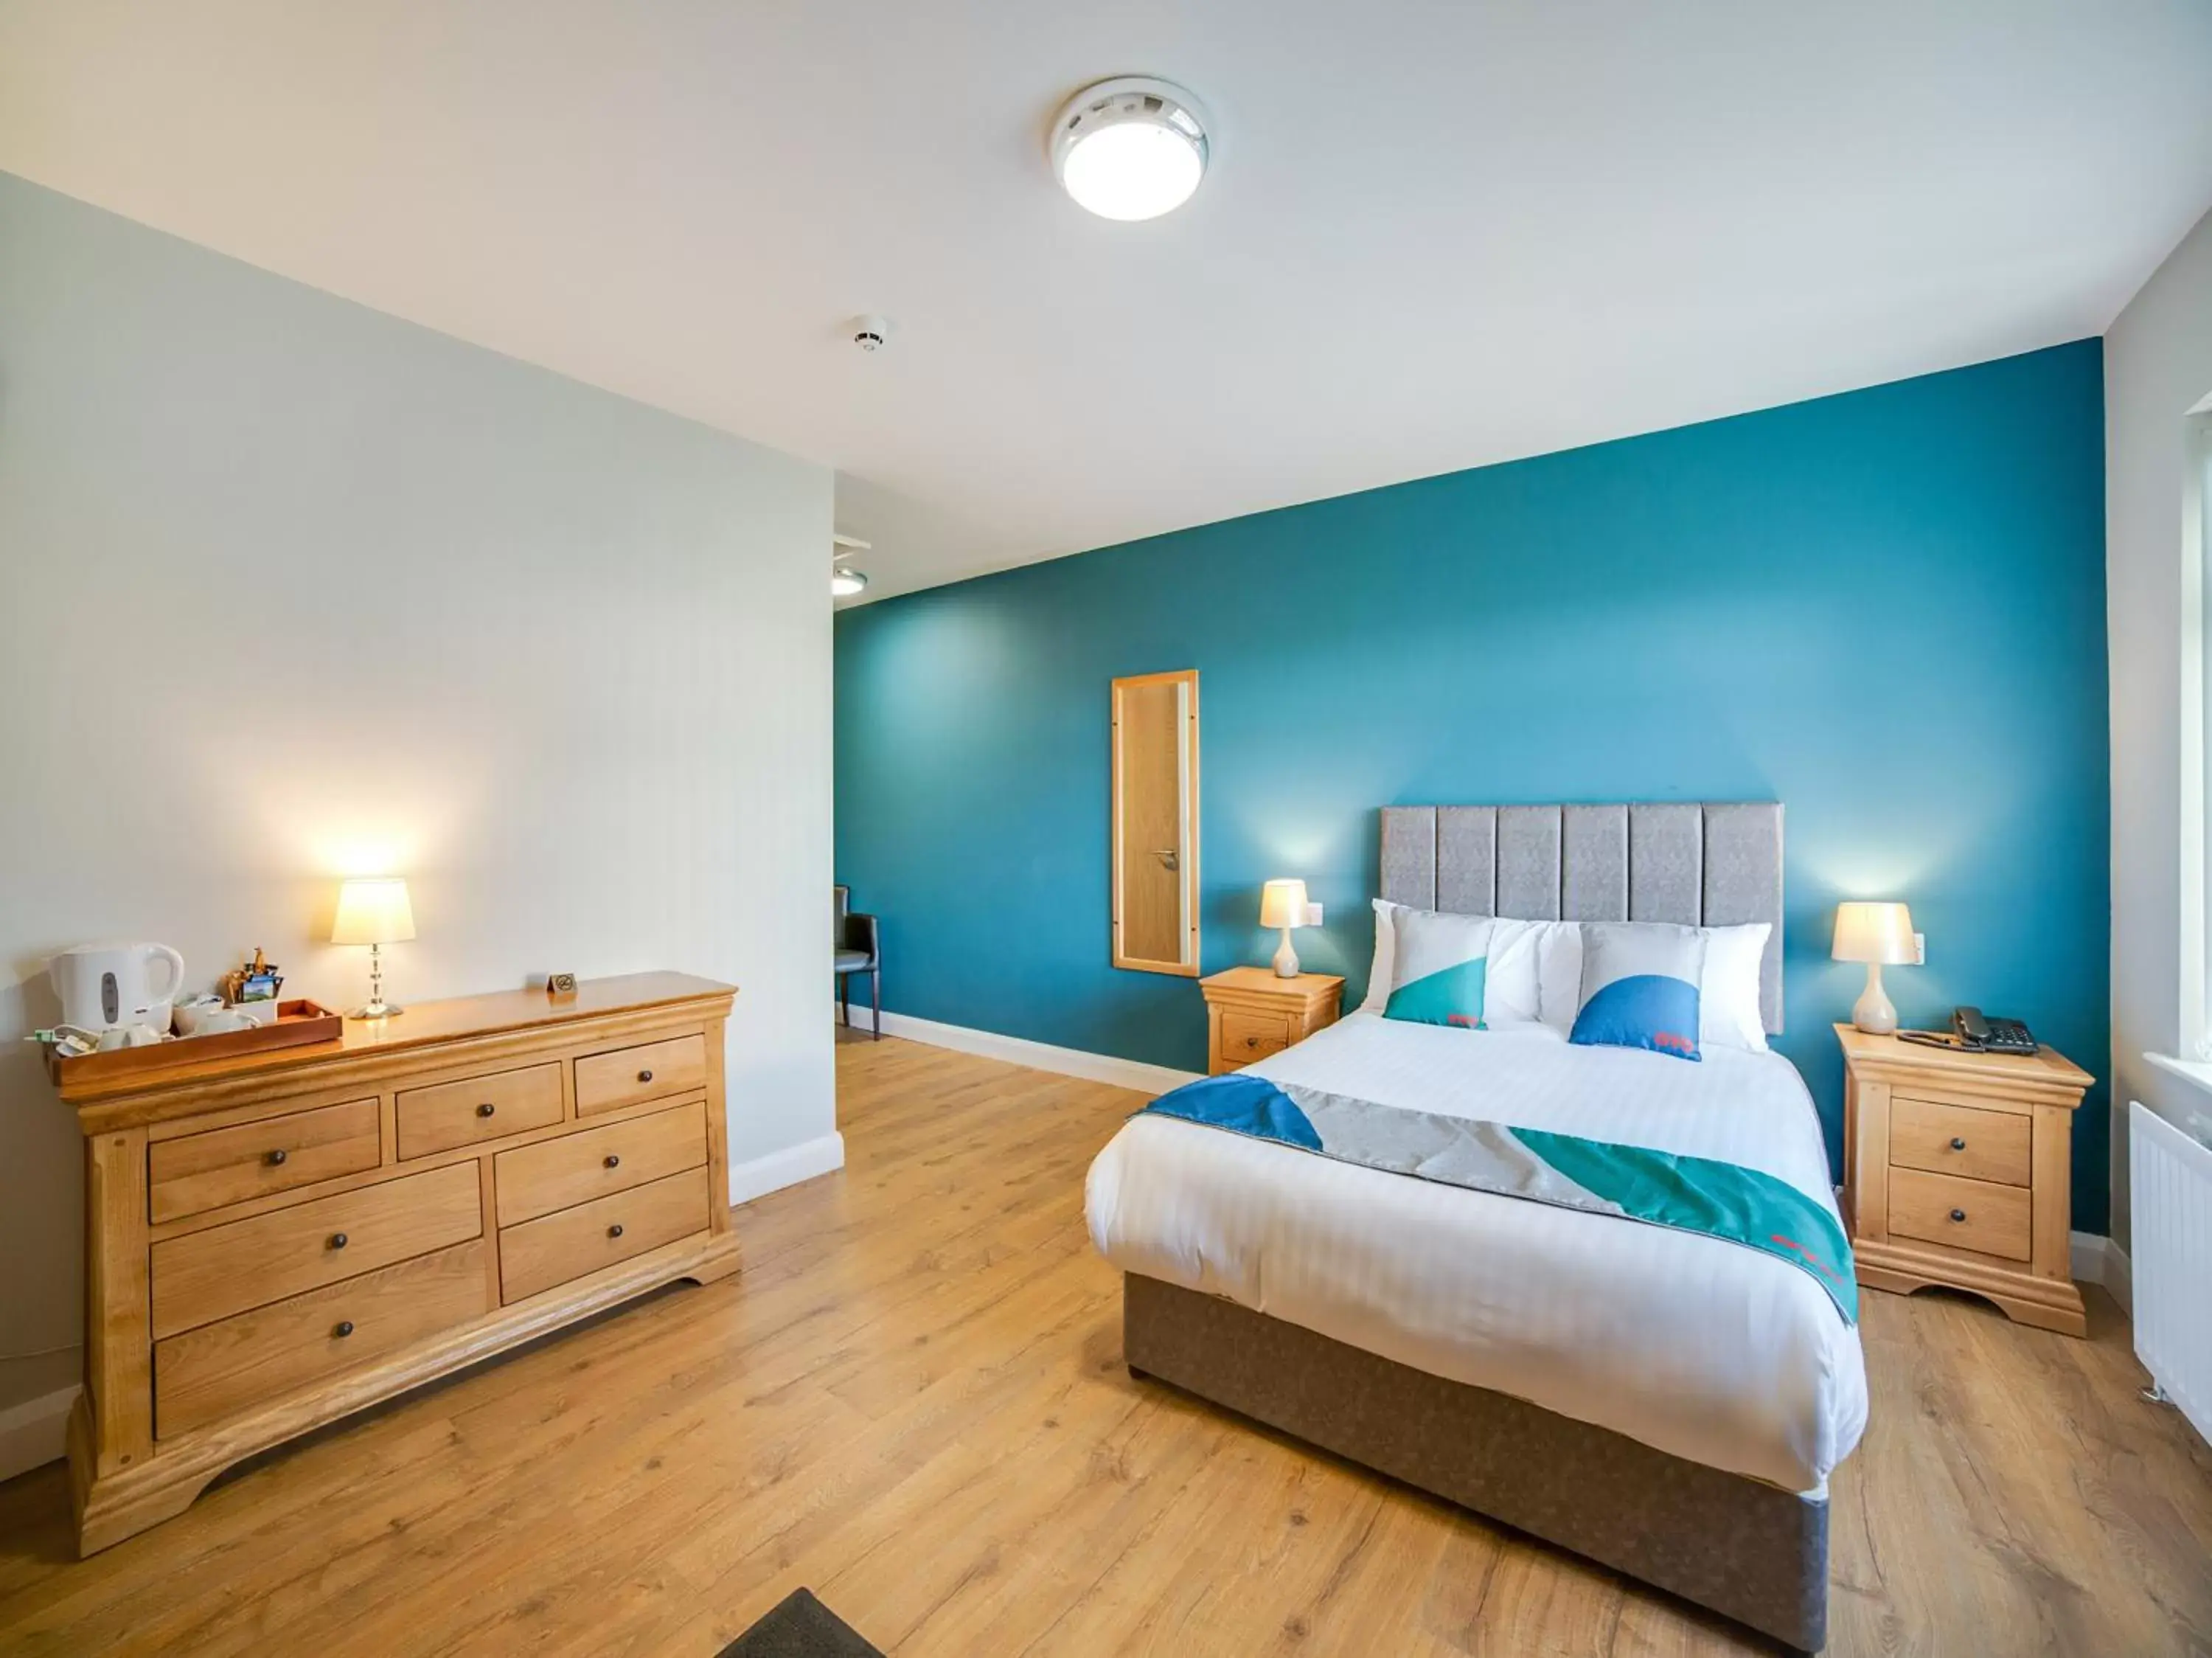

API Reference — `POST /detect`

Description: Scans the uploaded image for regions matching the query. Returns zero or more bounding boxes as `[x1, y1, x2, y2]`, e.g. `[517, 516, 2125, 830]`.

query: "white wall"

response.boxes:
[0, 173, 836, 1437]
[2107, 206, 2212, 1252]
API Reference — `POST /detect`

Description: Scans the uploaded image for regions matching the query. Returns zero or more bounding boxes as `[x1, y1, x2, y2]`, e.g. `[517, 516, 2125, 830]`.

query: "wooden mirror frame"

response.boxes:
[1110, 669, 1200, 976]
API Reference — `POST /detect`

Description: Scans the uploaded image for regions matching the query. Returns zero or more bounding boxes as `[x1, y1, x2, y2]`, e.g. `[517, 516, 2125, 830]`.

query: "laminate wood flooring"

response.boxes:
[1, 1036, 2205, 1655]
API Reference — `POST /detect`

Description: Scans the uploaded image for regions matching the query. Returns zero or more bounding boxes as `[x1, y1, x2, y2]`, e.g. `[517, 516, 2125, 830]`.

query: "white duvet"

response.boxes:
[1085, 1013, 1868, 1495]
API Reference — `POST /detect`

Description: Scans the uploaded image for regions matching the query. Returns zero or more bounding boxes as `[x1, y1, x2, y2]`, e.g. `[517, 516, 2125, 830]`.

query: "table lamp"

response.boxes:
[1259, 878, 1314, 979]
[1832, 900, 1916, 1034]
[333, 877, 415, 1018]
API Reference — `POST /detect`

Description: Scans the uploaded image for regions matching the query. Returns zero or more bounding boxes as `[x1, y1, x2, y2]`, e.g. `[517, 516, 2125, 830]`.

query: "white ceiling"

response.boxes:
[4, 2, 2209, 604]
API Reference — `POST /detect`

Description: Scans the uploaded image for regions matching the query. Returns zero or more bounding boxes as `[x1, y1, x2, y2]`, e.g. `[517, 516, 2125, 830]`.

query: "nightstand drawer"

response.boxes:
[1890, 1096, 2031, 1187]
[1888, 1167, 2032, 1262]
[1220, 1009, 1293, 1064]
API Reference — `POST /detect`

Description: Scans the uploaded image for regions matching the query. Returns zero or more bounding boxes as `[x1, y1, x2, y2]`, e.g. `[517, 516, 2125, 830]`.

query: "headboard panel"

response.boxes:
[1380, 802, 1784, 1033]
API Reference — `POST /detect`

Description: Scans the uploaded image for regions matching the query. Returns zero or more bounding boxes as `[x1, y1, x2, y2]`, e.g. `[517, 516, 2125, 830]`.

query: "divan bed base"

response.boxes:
[1122, 1272, 1826, 1653]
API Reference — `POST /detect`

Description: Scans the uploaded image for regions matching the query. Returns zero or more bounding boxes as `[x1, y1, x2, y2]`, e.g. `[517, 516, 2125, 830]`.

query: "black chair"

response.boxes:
[834, 884, 881, 1038]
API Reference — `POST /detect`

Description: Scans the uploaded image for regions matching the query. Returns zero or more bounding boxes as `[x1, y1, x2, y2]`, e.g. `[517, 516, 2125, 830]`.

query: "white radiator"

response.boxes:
[2130, 1100, 2212, 1446]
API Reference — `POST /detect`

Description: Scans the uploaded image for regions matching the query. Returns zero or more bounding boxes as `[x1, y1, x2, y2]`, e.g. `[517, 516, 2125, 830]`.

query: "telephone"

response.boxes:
[1951, 1006, 2037, 1055]
[1896, 1007, 2038, 1056]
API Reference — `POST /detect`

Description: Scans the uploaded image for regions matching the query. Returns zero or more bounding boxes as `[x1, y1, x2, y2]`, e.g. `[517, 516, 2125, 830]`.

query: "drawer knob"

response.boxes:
[637, 1069, 654, 1083]
[265, 1148, 288, 1167]
[333, 1319, 355, 1339]
[476, 1103, 497, 1118]
[1950, 1208, 1966, 1224]
[1244, 1036, 1259, 1049]
[605, 1154, 621, 1169]
[329, 1232, 349, 1249]
[608, 1223, 625, 1239]
[1950, 1137, 1967, 1151]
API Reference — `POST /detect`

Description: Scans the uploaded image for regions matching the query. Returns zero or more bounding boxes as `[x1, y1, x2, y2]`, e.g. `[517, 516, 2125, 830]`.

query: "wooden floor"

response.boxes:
[1, 1036, 2207, 1656]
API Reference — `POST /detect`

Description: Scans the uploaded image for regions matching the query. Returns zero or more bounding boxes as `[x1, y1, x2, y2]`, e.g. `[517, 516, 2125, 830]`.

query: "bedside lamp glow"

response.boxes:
[1832, 901, 1916, 1034]
[1259, 878, 1315, 979]
[332, 877, 415, 1019]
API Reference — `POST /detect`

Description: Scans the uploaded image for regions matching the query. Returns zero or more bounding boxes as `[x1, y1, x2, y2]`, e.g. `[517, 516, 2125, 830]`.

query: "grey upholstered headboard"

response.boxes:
[1380, 802, 1785, 1033]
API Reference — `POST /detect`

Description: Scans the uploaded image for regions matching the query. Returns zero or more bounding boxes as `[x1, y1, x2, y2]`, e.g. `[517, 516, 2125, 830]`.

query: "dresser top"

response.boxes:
[1200, 967, 1346, 1004]
[1833, 1021, 2093, 1095]
[52, 971, 735, 1105]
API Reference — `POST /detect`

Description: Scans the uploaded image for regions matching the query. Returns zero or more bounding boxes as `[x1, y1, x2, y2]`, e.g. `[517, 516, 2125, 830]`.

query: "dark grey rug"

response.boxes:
[715, 1589, 883, 1657]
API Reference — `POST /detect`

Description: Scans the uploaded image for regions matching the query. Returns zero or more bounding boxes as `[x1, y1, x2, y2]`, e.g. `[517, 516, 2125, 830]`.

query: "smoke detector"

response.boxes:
[848, 315, 891, 353]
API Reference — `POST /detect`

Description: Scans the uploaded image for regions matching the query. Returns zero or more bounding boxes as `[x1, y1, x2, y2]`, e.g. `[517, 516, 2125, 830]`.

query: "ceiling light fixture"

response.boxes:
[832, 533, 871, 598]
[1049, 77, 1212, 222]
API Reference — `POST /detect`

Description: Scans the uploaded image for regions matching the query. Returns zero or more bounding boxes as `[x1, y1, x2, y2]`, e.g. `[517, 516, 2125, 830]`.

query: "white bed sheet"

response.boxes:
[1085, 1012, 1868, 1495]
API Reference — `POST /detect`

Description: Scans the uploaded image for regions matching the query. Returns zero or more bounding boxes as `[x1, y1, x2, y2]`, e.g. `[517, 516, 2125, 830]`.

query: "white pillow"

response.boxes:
[1363, 899, 1542, 1026]
[1532, 921, 1585, 1036]
[1531, 920, 1770, 1050]
[1698, 922, 1772, 1052]
[1481, 919, 1548, 1025]
[1360, 898, 1399, 1013]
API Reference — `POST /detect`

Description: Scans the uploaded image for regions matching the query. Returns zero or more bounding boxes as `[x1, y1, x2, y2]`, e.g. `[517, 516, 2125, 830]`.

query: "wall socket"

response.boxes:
[1913, 932, 1926, 965]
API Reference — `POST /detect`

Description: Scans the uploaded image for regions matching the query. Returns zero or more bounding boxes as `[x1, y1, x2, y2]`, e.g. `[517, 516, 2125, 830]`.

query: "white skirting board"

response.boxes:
[875, 1011, 1203, 1095]
[2072, 1231, 2134, 1314]
[728, 1131, 846, 1207]
[0, 1384, 78, 1483]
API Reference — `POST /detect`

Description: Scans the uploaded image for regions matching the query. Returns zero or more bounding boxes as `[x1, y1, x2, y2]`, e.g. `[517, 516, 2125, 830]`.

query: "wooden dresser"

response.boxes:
[53, 971, 740, 1554]
[1837, 1023, 2092, 1336]
[1200, 968, 1344, 1075]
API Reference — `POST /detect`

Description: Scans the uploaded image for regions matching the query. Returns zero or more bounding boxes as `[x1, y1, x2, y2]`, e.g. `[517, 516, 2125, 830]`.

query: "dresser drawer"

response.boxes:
[1888, 1167, 2032, 1263]
[498, 1168, 709, 1303]
[574, 1034, 707, 1117]
[148, 1097, 382, 1224]
[154, 1240, 490, 1438]
[1890, 1095, 2031, 1187]
[396, 1062, 564, 1158]
[494, 1099, 709, 1227]
[1219, 1010, 1293, 1066]
[151, 1162, 483, 1339]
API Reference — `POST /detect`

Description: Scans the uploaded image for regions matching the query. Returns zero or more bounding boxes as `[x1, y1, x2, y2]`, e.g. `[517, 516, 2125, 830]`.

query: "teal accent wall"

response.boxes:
[835, 342, 2111, 1229]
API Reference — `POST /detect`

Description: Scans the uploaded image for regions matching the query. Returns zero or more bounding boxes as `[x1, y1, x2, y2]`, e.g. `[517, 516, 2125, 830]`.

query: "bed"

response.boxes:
[1085, 803, 1863, 1653]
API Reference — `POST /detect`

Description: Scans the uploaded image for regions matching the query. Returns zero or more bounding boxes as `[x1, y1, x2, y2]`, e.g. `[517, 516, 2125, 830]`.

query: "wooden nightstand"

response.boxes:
[1201, 968, 1344, 1075]
[1838, 1023, 2093, 1336]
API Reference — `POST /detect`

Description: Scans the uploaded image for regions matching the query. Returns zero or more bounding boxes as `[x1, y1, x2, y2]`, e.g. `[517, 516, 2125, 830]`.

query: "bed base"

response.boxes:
[1123, 1274, 1826, 1653]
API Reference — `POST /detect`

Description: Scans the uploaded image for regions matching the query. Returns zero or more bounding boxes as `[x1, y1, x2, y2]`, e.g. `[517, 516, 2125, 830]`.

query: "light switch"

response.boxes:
[1913, 932, 1926, 965]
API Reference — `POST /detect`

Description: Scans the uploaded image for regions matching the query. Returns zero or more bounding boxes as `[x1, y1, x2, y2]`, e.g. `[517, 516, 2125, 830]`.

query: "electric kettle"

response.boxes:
[49, 943, 187, 1033]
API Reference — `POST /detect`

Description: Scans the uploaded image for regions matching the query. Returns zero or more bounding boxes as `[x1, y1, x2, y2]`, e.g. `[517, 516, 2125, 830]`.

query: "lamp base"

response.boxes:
[1273, 931, 1300, 979]
[1851, 962, 1896, 1035]
[349, 1000, 404, 1019]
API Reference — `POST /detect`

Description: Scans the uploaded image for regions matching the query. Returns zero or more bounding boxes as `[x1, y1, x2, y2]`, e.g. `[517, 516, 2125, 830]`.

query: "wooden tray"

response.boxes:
[45, 999, 344, 1086]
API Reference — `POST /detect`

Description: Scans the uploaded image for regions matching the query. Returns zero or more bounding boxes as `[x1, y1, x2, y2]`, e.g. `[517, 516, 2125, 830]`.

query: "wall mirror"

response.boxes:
[1111, 669, 1200, 975]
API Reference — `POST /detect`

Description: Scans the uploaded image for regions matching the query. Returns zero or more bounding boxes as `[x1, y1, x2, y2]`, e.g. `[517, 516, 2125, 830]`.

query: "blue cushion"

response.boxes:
[1570, 922, 1706, 1061]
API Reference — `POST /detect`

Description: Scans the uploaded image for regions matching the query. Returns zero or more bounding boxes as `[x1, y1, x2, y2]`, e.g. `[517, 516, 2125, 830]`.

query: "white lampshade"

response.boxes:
[1259, 879, 1310, 932]
[1832, 901, 1915, 965]
[332, 878, 417, 946]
